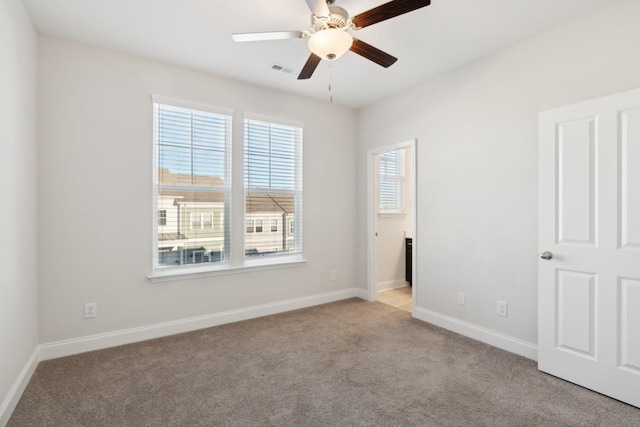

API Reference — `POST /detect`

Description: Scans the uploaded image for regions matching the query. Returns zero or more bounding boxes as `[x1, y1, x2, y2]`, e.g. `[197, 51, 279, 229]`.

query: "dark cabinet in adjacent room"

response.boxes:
[405, 237, 412, 285]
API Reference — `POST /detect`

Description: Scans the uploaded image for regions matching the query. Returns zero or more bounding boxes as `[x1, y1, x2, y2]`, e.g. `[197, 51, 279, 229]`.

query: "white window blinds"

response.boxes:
[154, 101, 231, 268]
[379, 148, 406, 211]
[244, 118, 303, 257]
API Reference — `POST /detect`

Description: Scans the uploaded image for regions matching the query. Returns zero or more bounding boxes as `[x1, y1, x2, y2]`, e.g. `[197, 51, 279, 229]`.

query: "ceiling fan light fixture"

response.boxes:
[308, 29, 353, 61]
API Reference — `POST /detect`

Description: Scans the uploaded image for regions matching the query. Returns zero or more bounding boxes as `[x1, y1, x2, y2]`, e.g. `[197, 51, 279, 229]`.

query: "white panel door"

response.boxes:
[539, 88, 640, 408]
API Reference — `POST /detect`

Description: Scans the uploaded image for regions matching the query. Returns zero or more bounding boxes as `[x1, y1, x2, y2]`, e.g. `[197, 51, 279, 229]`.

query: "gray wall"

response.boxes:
[0, 0, 38, 420]
[37, 37, 359, 343]
[358, 0, 640, 345]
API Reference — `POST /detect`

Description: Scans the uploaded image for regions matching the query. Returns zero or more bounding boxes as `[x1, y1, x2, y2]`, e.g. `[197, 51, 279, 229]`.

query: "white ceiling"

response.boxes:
[23, 0, 621, 108]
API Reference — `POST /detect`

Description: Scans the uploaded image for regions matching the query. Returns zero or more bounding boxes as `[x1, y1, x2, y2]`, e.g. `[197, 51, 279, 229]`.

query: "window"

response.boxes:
[189, 213, 213, 230]
[379, 148, 406, 212]
[245, 118, 302, 258]
[151, 100, 305, 279]
[190, 213, 200, 230]
[202, 213, 213, 229]
[153, 99, 231, 269]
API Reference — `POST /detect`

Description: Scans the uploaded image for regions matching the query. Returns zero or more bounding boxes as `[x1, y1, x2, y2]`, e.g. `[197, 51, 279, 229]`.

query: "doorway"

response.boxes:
[367, 140, 417, 313]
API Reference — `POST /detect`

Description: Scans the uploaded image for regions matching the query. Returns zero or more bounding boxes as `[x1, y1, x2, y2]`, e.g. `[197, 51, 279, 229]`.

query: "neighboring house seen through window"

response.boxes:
[244, 118, 303, 258]
[153, 100, 231, 268]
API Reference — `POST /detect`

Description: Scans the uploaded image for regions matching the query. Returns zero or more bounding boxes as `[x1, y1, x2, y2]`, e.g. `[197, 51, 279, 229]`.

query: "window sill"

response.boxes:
[378, 211, 407, 218]
[148, 256, 306, 283]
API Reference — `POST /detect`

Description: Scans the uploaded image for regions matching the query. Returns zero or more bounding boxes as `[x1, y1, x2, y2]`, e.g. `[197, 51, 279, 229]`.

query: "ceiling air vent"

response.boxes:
[271, 64, 296, 75]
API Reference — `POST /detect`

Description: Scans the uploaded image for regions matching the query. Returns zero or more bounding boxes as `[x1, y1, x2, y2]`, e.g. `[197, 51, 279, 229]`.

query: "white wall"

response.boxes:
[37, 37, 359, 344]
[358, 0, 640, 346]
[0, 0, 38, 420]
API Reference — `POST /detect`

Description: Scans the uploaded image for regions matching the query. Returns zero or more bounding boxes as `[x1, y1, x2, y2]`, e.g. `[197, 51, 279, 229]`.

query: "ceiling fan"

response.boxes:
[231, 0, 431, 80]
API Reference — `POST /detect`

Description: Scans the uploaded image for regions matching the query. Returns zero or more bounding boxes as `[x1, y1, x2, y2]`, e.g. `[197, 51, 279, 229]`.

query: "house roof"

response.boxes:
[165, 190, 225, 205]
[159, 232, 187, 241]
[158, 168, 225, 187]
[246, 193, 295, 214]
[158, 169, 295, 214]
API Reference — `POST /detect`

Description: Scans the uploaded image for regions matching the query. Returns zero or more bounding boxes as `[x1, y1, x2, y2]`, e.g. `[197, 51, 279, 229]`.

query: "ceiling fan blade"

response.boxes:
[231, 31, 303, 42]
[352, 0, 431, 29]
[305, 0, 330, 18]
[349, 39, 398, 68]
[298, 53, 322, 80]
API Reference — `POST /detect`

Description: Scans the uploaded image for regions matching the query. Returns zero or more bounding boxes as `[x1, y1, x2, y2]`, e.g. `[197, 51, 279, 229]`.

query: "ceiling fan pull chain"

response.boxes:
[328, 62, 334, 103]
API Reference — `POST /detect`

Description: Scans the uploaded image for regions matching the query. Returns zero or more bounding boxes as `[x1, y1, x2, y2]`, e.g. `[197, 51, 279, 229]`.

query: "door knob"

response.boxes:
[540, 251, 553, 260]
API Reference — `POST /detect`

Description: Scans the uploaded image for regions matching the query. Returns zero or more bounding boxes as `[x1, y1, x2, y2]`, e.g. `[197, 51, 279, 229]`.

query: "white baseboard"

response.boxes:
[0, 346, 40, 427]
[377, 279, 409, 292]
[413, 307, 538, 361]
[353, 287, 369, 300]
[40, 287, 367, 361]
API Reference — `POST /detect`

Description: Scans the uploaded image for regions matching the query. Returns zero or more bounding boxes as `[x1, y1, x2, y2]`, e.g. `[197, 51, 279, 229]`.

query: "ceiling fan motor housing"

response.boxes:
[312, 6, 350, 31]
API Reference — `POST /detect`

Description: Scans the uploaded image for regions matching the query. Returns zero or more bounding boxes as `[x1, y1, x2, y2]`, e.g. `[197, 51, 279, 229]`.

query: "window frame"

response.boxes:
[151, 96, 232, 275]
[214, 212, 223, 230]
[149, 101, 306, 282]
[190, 213, 200, 230]
[378, 148, 406, 215]
[202, 213, 213, 230]
[243, 114, 304, 263]
[158, 209, 167, 226]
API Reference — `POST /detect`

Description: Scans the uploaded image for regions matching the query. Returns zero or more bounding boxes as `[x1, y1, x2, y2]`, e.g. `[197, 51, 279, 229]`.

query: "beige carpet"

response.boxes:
[8, 299, 640, 426]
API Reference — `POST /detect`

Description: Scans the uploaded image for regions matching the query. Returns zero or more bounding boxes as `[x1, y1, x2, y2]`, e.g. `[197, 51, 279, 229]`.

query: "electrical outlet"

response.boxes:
[457, 292, 466, 306]
[85, 303, 97, 319]
[329, 270, 337, 281]
[497, 300, 508, 317]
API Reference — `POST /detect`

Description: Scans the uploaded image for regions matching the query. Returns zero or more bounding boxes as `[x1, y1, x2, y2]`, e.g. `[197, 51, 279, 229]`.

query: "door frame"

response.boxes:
[366, 139, 418, 308]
